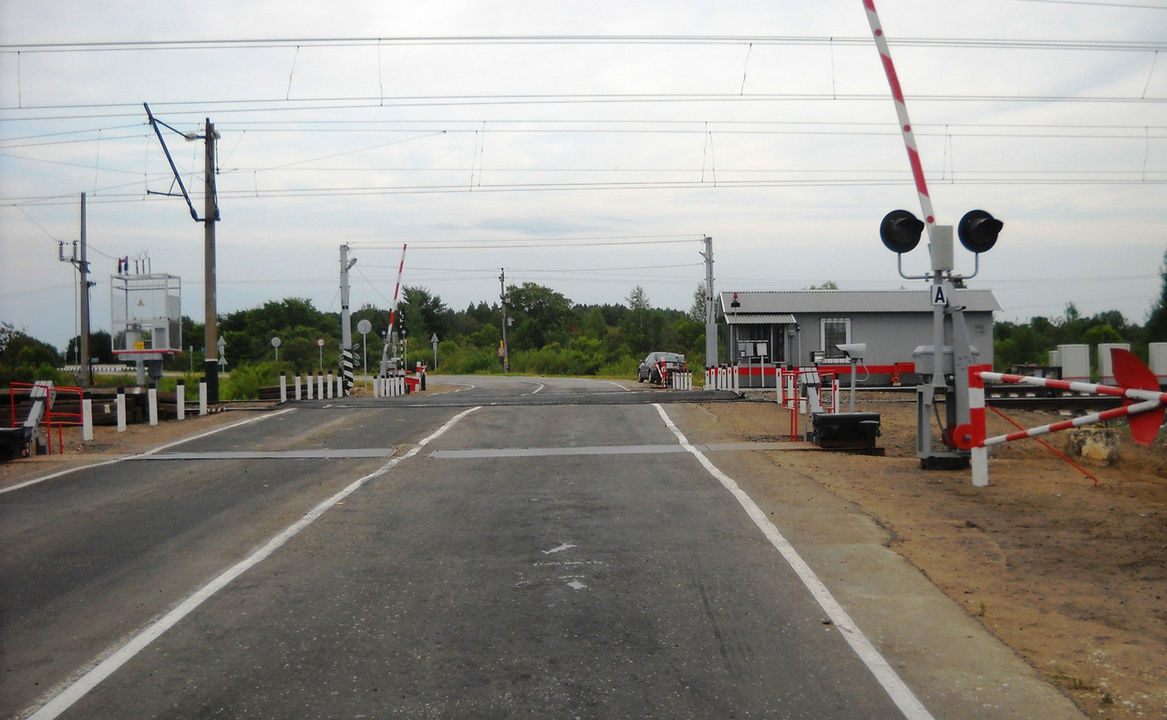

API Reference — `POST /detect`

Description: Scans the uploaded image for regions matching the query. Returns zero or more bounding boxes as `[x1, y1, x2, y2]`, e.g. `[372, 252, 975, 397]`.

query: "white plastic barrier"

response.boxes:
[147, 384, 158, 426]
[116, 387, 127, 432]
[82, 394, 94, 441]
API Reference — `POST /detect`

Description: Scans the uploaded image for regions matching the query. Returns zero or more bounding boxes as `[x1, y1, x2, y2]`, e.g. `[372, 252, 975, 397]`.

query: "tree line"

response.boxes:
[3, 248, 1165, 387]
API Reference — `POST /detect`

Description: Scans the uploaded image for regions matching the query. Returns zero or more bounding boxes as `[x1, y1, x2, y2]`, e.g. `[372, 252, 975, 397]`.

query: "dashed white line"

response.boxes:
[653, 403, 935, 720]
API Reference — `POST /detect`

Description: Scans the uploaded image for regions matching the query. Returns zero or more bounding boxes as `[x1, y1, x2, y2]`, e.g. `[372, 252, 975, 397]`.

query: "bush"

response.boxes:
[220, 362, 281, 401]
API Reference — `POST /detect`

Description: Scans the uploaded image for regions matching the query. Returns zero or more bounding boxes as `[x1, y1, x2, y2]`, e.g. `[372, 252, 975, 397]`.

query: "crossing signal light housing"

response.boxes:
[958, 210, 1002, 254]
[879, 210, 925, 254]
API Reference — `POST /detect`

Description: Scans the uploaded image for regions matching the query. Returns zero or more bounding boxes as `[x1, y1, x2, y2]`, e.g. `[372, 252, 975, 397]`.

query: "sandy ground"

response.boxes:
[3, 385, 1164, 719]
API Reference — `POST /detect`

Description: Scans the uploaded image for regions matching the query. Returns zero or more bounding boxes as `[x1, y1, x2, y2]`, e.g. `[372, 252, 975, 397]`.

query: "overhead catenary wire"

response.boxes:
[2, 34, 1165, 53]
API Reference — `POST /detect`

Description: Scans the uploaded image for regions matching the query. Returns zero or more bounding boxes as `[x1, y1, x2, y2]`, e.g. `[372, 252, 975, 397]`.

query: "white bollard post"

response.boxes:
[148, 383, 158, 426]
[199, 379, 208, 416]
[317, 373, 324, 399]
[336, 374, 342, 398]
[280, 372, 287, 404]
[326, 372, 334, 399]
[294, 374, 302, 401]
[176, 382, 185, 420]
[972, 447, 989, 488]
[82, 393, 94, 441]
[116, 387, 127, 433]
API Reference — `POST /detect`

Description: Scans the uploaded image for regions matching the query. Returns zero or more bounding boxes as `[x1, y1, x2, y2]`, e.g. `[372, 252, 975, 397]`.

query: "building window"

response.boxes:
[821, 317, 850, 358]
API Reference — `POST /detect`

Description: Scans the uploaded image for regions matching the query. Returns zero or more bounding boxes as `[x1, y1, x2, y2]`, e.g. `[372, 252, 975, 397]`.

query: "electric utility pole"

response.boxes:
[203, 119, 221, 402]
[339, 244, 356, 396]
[701, 236, 717, 367]
[60, 193, 93, 385]
[143, 105, 220, 400]
[79, 193, 92, 385]
[499, 269, 510, 373]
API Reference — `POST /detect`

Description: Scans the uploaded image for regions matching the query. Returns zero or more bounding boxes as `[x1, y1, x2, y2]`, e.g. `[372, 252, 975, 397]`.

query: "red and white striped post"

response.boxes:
[961, 364, 992, 486]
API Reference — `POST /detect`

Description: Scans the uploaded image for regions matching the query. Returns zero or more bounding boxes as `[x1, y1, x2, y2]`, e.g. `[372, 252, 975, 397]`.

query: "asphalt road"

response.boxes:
[4, 377, 917, 719]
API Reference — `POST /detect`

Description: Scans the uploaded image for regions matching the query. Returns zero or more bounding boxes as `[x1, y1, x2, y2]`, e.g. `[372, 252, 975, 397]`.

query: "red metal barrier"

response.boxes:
[8, 382, 84, 455]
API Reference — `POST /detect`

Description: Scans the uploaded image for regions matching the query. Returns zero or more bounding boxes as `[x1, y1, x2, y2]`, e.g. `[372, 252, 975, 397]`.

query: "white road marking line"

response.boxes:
[0, 408, 297, 496]
[24, 406, 481, 720]
[605, 381, 632, 392]
[653, 403, 935, 720]
[542, 542, 576, 555]
[529, 383, 545, 395]
[135, 408, 297, 457]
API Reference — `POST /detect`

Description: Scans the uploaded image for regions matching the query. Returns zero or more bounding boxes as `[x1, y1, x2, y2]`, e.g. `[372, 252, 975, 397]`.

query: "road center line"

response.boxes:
[652, 403, 935, 720]
[24, 405, 481, 720]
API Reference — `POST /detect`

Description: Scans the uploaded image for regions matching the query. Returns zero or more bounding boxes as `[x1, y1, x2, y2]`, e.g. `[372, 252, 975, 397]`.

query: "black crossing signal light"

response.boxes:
[957, 210, 1003, 254]
[879, 209, 925, 254]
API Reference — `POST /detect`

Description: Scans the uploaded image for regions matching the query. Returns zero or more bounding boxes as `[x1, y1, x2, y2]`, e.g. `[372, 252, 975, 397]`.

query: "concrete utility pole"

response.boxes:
[701, 236, 718, 367]
[499, 268, 510, 373]
[202, 119, 221, 403]
[79, 193, 92, 386]
[59, 194, 94, 385]
[339, 244, 356, 396]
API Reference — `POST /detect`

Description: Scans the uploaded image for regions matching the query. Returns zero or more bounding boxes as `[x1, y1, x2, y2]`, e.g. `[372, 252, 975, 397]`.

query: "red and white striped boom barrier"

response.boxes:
[955, 349, 1165, 486]
[863, 0, 936, 240]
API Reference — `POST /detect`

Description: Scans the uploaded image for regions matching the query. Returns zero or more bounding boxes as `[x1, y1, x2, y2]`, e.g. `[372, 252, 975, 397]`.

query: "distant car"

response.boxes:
[638, 352, 688, 385]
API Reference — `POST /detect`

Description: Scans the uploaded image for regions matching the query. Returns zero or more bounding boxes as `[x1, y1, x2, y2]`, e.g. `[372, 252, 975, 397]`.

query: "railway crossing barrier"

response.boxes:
[954, 349, 1165, 487]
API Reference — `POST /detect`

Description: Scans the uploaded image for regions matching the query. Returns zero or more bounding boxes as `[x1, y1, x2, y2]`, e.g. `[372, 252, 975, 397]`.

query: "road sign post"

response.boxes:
[358, 319, 372, 390]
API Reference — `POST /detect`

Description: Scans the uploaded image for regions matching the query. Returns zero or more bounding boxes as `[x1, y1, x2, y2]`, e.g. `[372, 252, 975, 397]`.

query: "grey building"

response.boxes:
[719, 289, 1002, 386]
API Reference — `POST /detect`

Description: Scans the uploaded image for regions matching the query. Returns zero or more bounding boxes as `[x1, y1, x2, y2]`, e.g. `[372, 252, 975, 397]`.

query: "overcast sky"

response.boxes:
[1, 0, 1164, 353]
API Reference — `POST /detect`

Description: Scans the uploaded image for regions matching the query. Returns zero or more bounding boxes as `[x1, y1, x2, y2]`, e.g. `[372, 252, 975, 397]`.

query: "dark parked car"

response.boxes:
[637, 352, 688, 385]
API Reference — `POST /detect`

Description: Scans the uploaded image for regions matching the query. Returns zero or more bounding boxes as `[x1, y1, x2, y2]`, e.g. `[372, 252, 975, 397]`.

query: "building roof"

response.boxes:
[719, 289, 1002, 323]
